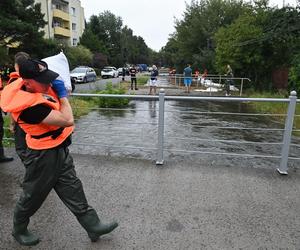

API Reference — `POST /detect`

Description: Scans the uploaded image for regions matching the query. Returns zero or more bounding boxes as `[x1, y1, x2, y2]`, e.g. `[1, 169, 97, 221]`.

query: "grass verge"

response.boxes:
[245, 90, 300, 135]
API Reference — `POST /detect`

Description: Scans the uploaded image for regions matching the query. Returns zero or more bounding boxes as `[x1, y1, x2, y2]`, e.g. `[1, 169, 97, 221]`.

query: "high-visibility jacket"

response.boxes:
[1, 79, 74, 150]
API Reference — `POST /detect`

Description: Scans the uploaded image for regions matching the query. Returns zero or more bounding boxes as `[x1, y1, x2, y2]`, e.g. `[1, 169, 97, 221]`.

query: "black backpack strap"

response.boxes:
[31, 127, 64, 139]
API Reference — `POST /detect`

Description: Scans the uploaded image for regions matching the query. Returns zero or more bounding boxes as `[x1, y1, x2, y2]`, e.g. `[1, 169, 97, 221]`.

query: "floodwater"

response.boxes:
[70, 100, 300, 170]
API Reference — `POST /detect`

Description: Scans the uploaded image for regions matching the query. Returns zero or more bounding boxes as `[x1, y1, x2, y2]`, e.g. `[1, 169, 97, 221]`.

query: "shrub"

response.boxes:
[137, 76, 149, 85]
[69, 97, 94, 119]
[288, 54, 300, 97]
[94, 83, 129, 108]
[65, 45, 93, 69]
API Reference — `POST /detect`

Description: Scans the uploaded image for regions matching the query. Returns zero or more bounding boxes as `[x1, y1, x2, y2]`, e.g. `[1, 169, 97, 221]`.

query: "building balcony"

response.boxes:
[53, 9, 70, 22]
[54, 26, 71, 38]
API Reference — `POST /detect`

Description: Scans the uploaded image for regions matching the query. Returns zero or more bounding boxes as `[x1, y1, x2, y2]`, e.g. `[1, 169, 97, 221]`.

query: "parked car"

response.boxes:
[117, 67, 130, 76]
[70, 66, 97, 83]
[117, 68, 123, 76]
[101, 66, 118, 78]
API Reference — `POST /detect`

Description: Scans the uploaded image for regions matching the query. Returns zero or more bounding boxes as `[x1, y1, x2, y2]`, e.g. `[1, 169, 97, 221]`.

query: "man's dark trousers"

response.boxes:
[131, 77, 137, 90]
[14, 124, 27, 163]
[14, 145, 93, 225]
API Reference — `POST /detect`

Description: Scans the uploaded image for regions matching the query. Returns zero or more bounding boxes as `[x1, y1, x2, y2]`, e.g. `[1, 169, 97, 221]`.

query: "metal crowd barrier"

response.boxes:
[68, 90, 299, 175]
[4, 90, 299, 175]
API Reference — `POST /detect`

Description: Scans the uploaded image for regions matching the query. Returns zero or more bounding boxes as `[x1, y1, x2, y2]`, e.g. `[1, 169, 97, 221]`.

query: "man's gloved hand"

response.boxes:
[51, 79, 68, 98]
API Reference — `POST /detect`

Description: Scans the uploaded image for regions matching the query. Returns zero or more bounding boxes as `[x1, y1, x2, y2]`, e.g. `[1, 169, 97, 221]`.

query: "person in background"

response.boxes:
[122, 67, 126, 82]
[201, 68, 208, 85]
[0, 75, 13, 163]
[225, 64, 233, 96]
[149, 65, 159, 95]
[183, 64, 192, 93]
[1, 59, 118, 246]
[129, 65, 138, 90]
[194, 69, 200, 79]
[194, 69, 200, 87]
[7, 52, 31, 163]
[71, 77, 76, 92]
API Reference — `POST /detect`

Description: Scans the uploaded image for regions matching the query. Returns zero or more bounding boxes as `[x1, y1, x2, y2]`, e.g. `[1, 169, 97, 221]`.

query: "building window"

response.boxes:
[53, 20, 61, 27]
[73, 38, 78, 46]
[71, 7, 76, 16]
[72, 23, 76, 30]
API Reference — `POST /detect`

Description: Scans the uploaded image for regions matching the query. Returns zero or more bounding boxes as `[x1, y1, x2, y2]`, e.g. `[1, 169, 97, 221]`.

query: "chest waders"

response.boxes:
[12, 144, 118, 246]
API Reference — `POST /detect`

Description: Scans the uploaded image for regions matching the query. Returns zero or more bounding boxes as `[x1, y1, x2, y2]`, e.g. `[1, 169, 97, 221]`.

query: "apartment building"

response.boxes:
[35, 0, 85, 46]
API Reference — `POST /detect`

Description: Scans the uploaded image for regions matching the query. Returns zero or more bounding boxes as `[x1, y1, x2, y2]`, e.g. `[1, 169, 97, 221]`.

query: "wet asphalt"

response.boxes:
[0, 148, 300, 249]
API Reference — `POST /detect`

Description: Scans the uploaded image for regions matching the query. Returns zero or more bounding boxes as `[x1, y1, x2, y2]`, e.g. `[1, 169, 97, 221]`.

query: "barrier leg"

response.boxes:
[277, 91, 297, 175]
[156, 89, 165, 165]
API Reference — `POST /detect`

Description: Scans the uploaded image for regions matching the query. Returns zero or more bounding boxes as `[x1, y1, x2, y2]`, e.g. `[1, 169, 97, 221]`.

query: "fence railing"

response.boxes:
[4, 90, 299, 175]
[167, 74, 251, 96]
[67, 90, 300, 175]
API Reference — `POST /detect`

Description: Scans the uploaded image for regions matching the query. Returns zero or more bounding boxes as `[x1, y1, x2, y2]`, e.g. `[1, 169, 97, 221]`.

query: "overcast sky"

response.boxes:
[81, 0, 298, 52]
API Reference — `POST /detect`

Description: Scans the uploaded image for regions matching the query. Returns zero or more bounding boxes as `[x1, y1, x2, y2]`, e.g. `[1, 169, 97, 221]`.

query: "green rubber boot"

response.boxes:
[12, 221, 40, 246]
[77, 210, 118, 242]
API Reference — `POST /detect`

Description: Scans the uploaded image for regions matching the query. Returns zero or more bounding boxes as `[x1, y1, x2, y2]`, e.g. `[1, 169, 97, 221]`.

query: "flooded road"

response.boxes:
[70, 100, 300, 171]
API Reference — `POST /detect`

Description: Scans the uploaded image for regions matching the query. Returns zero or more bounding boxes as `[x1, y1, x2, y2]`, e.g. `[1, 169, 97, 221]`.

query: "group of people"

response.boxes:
[0, 52, 118, 246]
[183, 64, 234, 96]
[122, 64, 159, 95]
[120, 65, 139, 90]
[182, 64, 210, 94]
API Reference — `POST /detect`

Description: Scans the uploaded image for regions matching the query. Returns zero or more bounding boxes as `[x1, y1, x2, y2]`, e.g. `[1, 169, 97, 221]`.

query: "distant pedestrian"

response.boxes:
[194, 69, 200, 87]
[149, 65, 159, 95]
[0, 75, 14, 163]
[194, 69, 200, 79]
[122, 67, 126, 81]
[129, 65, 138, 90]
[225, 64, 233, 96]
[201, 68, 208, 85]
[183, 64, 192, 93]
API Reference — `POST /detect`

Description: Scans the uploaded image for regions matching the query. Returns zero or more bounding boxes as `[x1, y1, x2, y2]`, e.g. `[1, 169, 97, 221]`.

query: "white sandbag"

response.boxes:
[43, 52, 72, 91]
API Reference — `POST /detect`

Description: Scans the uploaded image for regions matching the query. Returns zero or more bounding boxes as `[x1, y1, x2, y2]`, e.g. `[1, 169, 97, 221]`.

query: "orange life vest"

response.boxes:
[8, 71, 20, 84]
[1, 79, 74, 150]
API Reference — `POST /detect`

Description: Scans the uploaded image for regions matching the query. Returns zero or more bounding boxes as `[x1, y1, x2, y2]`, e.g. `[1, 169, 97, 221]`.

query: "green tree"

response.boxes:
[65, 45, 93, 69]
[161, 0, 251, 72]
[80, 28, 107, 53]
[289, 53, 300, 96]
[160, 35, 179, 67]
[0, 0, 46, 48]
[261, 7, 300, 69]
[82, 12, 153, 68]
[215, 5, 300, 89]
[214, 14, 264, 81]
[0, 46, 9, 65]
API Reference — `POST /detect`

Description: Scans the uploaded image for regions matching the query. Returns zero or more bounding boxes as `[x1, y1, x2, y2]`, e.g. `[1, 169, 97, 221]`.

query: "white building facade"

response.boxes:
[35, 0, 85, 46]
